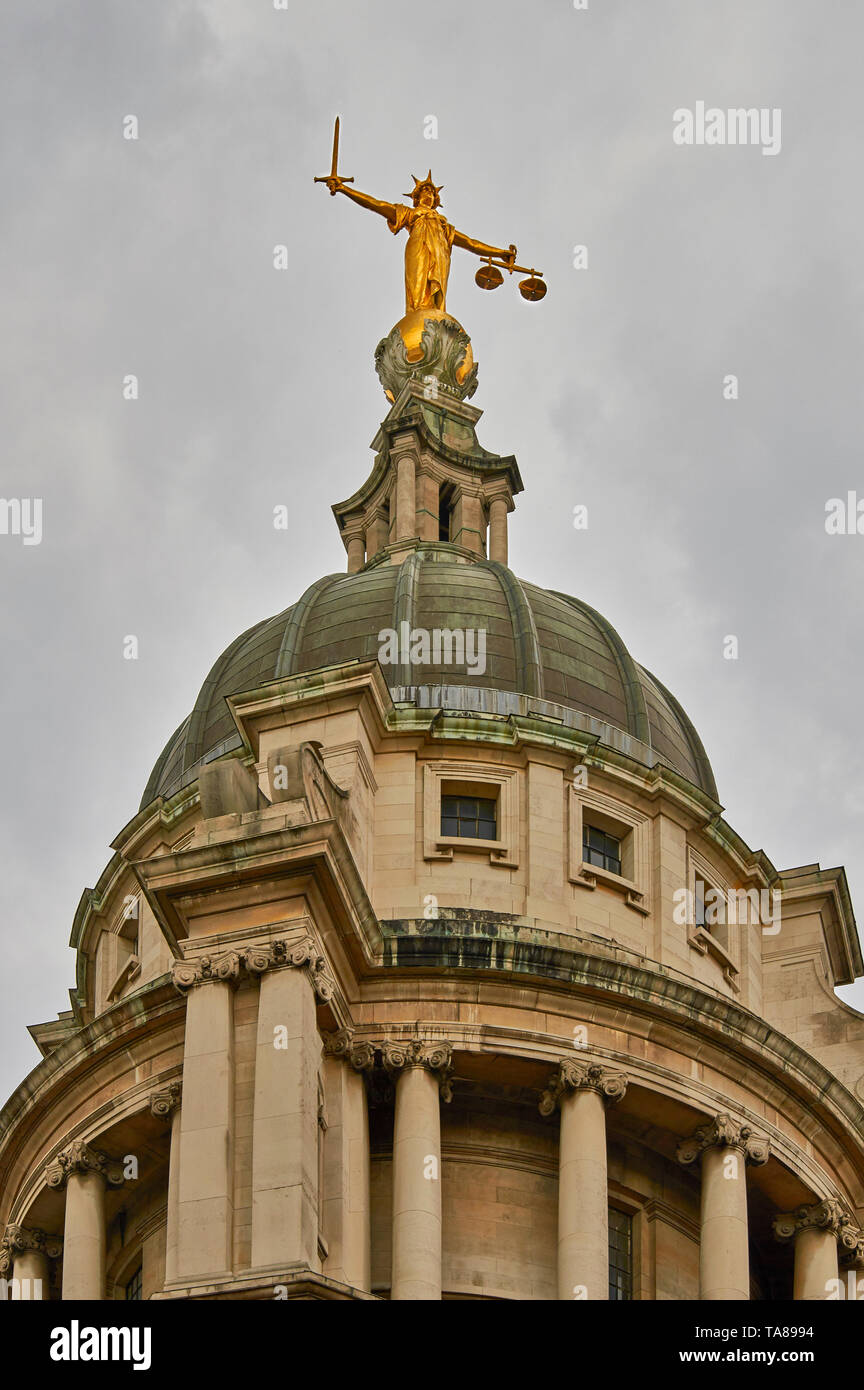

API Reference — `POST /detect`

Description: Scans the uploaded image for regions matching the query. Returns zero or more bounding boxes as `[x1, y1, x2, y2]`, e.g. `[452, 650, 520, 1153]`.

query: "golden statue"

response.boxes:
[315, 119, 545, 401]
[325, 167, 517, 317]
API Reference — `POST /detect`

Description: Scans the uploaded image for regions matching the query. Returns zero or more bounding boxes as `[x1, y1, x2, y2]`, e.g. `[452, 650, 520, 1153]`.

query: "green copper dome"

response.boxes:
[141, 544, 717, 808]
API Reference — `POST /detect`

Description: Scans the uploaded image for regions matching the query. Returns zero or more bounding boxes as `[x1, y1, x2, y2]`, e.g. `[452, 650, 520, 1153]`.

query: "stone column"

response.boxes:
[45, 1141, 124, 1300]
[677, 1114, 769, 1301]
[246, 939, 331, 1272]
[0, 1226, 62, 1300]
[383, 1039, 453, 1301]
[150, 1081, 182, 1284]
[416, 469, 440, 542]
[540, 1059, 628, 1301]
[393, 443, 417, 541]
[450, 486, 484, 554]
[488, 495, 510, 565]
[172, 952, 239, 1281]
[322, 1030, 374, 1291]
[365, 505, 390, 560]
[773, 1199, 855, 1300]
[342, 516, 365, 574]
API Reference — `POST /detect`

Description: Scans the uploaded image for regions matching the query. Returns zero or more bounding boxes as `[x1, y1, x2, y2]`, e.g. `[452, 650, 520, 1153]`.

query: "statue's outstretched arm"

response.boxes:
[326, 178, 397, 221]
[453, 228, 517, 265]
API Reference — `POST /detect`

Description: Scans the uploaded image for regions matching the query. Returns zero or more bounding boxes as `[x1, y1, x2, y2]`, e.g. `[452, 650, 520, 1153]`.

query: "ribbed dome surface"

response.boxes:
[141, 547, 717, 807]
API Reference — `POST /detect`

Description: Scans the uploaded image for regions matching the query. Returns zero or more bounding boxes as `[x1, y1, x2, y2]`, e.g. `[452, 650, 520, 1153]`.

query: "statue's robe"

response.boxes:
[388, 204, 456, 313]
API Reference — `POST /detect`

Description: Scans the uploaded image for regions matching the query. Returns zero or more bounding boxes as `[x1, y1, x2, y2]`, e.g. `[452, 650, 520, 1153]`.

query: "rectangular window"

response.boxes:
[608, 1207, 632, 1301]
[125, 1266, 143, 1301]
[438, 483, 454, 542]
[441, 794, 497, 841]
[583, 824, 622, 876]
[695, 876, 729, 945]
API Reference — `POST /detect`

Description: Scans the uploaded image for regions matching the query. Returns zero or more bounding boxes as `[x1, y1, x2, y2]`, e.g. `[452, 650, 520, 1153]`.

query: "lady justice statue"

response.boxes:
[315, 119, 545, 401]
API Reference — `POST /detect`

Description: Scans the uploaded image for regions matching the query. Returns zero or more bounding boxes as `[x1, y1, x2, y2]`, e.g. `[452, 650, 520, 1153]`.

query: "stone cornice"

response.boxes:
[44, 1139, 124, 1191]
[0, 1225, 62, 1274]
[171, 937, 336, 1002]
[677, 1114, 770, 1168]
[773, 1199, 858, 1245]
[539, 1059, 629, 1116]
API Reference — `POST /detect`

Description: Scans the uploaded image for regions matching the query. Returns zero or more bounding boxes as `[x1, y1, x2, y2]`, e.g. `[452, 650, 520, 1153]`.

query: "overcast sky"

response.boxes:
[2, 0, 863, 1106]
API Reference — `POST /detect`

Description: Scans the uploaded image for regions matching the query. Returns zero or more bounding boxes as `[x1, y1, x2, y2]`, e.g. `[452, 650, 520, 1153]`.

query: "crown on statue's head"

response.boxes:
[405, 170, 444, 207]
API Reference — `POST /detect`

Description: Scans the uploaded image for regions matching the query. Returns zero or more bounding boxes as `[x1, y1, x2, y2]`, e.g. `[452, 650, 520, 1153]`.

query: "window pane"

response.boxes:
[583, 823, 622, 875]
[441, 794, 497, 840]
[608, 1208, 632, 1301]
[695, 878, 706, 927]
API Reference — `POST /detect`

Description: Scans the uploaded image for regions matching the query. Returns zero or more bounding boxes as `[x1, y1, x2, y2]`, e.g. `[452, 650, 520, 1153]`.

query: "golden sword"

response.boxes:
[314, 116, 354, 192]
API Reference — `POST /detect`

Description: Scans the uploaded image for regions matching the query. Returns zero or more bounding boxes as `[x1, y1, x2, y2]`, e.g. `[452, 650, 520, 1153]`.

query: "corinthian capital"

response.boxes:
[0, 1225, 63, 1274]
[44, 1140, 125, 1191]
[322, 1028, 376, 1072]
[381, 1039, 454, 1102]
[150, 1080, 182, 1119]
[538, 1059, 628, 1117]
[773, 1198, 857, 1245]
[172, 950, 241, 993]
[173, 938, 336, 1002]
[839, 1227, 864, 1270]
[244, 938, 335, 1002]
[676, 1113, 770, 1168]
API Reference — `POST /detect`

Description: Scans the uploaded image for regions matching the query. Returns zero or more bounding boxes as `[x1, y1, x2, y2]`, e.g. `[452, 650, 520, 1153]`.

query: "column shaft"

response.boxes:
[451, 489, 483, 553]
[176, 979, 235, 1279]
[346, 534, 365, 573]
[391, 1065, 442, 1300]
[488, 496, 509, 564]
[395, 453, 417, 540]
[62, 1170, 107, 1300]
[322, 1056, 371, 1290]
[558, 1087, 609, 1300]
[11, 1250, 49, 1299]
[794, 1227, 838, 1300]
[164, 1103, 182, 1282]
[700, 1144, 751, 1299]
[250, 966, 321, 1270]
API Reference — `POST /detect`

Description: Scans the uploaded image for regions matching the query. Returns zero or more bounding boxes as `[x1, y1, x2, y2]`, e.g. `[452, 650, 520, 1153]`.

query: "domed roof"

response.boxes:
[141, 545, 717, 808]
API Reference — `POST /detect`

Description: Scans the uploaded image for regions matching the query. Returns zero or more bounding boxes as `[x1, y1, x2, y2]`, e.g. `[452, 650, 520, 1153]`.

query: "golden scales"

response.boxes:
[475, 257, 547, 301]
